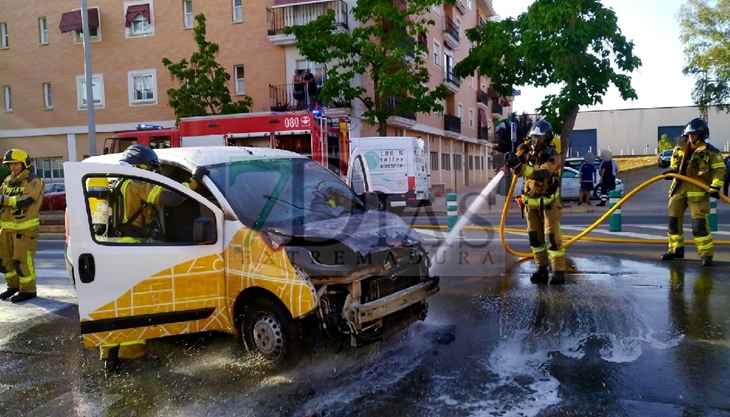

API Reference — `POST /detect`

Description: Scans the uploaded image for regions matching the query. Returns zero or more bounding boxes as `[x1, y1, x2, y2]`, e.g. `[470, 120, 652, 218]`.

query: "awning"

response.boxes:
[487, 88, 498, 99]
[125, 4, 151, 27]
[478, 108, 488, 126]
[272, 0, 332, 7]
[59, 8, 99, 33]
[501, 98, 511, 107]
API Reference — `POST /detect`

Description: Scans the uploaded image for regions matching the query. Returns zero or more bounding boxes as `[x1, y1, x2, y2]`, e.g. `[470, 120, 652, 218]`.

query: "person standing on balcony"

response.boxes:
[292, 69, 305, 110]
[303, 68, 318, 110]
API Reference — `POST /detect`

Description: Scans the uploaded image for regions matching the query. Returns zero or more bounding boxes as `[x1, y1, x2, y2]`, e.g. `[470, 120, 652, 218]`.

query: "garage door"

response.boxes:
[568, 129, 597, 157]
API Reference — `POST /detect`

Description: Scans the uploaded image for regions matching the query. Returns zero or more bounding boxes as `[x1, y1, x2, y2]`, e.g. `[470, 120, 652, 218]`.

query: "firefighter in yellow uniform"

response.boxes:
[661, 118, 725, 266]
[101, 144, 208, 371]
[0, 149, 45, 303]
[505, 120, 566, 285]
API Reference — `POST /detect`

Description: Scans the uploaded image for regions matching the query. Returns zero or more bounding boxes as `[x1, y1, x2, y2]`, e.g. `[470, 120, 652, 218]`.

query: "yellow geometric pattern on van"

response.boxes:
[82, 226, 317, 348]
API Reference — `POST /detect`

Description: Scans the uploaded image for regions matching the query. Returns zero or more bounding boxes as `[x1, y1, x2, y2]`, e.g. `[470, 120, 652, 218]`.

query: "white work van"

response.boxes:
[64, 147, 439, 369]
[349, 136, 431, 214]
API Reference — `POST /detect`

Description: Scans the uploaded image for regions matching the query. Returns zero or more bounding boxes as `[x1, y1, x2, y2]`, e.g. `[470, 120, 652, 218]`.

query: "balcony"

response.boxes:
[267, 0, 348, 46]
[444, 67, 461, 94]
[476, 90, 489, 108]
[478, 125, 490, 141]
[491, 102, 503, 117]
[444, 114, 461, 135]
[443, 16, 460, 50]
[386, 96, 417, 127]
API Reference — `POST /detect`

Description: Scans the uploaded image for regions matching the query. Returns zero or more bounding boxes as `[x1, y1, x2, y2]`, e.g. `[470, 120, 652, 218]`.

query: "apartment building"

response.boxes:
[0, 0, 510, 192]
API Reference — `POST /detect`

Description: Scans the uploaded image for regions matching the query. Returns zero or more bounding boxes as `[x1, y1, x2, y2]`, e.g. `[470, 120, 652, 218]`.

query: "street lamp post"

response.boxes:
[81, 0, 97, 156]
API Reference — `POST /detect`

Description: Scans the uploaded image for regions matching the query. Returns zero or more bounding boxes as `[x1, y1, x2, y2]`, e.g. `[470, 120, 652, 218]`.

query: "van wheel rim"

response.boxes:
[252, 315, 283, 357]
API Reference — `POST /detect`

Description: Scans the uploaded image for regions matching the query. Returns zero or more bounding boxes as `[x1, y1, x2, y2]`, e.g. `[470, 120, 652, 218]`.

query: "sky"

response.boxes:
[493, 0, 697, 114]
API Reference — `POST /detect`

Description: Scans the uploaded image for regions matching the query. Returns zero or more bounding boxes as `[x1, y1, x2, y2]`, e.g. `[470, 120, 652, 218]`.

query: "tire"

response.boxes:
[240, 297, 301, 368]
[387, 203, 406, 215]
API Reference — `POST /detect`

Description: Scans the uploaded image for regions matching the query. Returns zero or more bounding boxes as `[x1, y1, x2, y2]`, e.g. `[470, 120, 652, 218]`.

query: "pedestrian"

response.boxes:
[660, 118, 725, 266]
[596, 149, 616, 206]
[723, 154, 730, 196]
[101, 144, 209, 371]
[578, 153, 597, 205]
[504, 119, 566, 285]
[292, 69, 305, 110]
[303, 68, 318, 110]
[0, 149, 44, 303]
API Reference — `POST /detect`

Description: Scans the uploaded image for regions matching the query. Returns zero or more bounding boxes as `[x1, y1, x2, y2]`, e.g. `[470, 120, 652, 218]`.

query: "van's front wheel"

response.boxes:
[240, 297, 301, 367]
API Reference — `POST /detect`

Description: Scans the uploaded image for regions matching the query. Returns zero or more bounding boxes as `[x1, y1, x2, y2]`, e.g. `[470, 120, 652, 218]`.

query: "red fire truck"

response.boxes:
[103, 111, 351, 178]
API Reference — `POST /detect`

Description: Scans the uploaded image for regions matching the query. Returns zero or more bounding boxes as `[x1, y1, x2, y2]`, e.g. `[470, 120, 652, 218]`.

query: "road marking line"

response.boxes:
[560, 225, 657, 240]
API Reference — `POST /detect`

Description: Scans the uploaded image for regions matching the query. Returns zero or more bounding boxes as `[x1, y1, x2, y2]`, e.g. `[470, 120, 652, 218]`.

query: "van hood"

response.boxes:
[267, 210, 423, 256]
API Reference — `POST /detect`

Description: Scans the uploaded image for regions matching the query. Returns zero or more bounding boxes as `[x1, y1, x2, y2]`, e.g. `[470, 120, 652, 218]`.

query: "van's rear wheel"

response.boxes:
[377, 194, 406, 215]
[240, 297, 300, 367]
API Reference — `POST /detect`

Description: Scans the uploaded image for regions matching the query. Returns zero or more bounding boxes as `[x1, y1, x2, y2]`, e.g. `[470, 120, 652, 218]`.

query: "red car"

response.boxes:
[41, 183, 66, 211]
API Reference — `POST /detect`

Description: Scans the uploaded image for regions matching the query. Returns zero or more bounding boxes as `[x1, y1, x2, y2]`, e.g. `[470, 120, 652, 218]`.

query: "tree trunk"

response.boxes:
[560, 106, 579, 162]
[378, 120, 387, 136]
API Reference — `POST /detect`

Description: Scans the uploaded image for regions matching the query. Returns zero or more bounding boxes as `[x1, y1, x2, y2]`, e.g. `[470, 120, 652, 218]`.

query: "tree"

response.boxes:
[285, 0, 451, 135]
[162, 14, 252, 122]
[454, 0, 641, 160]
[658, 133, 674, 152]
[677, 0, 730, 118]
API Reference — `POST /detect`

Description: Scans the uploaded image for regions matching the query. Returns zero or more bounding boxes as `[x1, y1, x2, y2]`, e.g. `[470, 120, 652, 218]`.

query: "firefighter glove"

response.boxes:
[662, 169, 677, 180]
[505, 152, 521, 169]
[191, 166, 210, 183]
[707, 186, 721, 199]
[516, 143, 530, 155]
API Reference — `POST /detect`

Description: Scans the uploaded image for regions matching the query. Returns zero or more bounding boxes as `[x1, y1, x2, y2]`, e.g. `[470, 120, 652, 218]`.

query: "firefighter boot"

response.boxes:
[0, 288, 19, 300]
[10, 292, 37, 303]
[530, 265, 550, 283]
[550, 270, 565, 285]
[661, 247, 684, 261]
[701, 257, 713, 267]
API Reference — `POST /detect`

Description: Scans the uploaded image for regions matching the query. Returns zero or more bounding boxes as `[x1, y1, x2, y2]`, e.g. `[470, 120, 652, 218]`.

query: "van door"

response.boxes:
[64, 162, 226, 349]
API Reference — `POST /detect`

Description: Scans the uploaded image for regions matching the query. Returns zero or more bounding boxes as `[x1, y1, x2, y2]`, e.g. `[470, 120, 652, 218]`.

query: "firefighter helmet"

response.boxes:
[120, 144, 161, 171]
[682, 118, 709, 141]
[3, 148, 30, 169]
[528, 119, 554, 152]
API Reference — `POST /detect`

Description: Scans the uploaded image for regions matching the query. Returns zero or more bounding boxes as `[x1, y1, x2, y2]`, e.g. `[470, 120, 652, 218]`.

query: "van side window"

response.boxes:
[84, 174, 217, 245]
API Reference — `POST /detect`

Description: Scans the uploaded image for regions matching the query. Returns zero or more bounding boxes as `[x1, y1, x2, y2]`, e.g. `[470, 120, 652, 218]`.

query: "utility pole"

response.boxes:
[701, 67, 709, 123]
[81, 0, 97, 156]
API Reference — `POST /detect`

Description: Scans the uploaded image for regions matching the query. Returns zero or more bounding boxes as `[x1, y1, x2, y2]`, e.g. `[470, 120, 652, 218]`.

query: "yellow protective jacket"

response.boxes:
[668, 138, 726, 197]
[0, 169, 45, 231]
[512, 146, 563, 207]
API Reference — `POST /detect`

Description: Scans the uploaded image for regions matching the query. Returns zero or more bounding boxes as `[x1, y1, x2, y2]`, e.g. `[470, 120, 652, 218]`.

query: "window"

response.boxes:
[3, 86, 11, 111]
[469, 109, 474, 128]
[232, 0, 243, 23]
[125, 3, 153, 37]
[73, 8, 101, 43]
[0, 22, 8, 48]
[128, 70, 157, 105]
[441, 153, 451, 171]
[469, 155, 474, 170]
[430, 152, 439, 171]
[183, 1, 194, 28]
[433, 40, 441, 66]
[467, 0, 472, 10]
[43, 83, 52, 109]
[234, 65, 245, 94]
[454, 154, 462, 171]
[76, 74, 105, 109]
[30, 157, 64, 181]
[458, 103, 463, 123]
[39, 17, 48, 44]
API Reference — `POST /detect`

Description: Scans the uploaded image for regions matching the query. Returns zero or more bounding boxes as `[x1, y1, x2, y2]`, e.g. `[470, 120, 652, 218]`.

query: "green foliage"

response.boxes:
[162, 14, 252, 123]
[285, 0, 452, 135]
[0, 164, 9, 180]
[677, 0, 730, 115]
[455, 0, 641, 157]
[658, 133, 674, 151]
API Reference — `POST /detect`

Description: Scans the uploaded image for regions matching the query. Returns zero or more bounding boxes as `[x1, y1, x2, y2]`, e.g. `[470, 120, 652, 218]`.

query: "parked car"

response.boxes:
[513, 166, 624, 200]
[658, 149, 673, 168]
[41, 182, 66, 211]
[564, 157, 602, 171]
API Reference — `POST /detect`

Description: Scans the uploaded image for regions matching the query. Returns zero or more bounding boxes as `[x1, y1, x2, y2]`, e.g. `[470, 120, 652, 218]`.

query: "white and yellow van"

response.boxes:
[64, 147, 439, 366]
